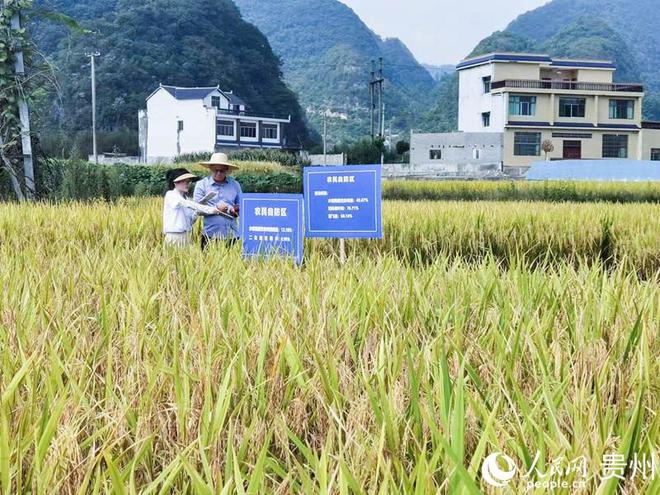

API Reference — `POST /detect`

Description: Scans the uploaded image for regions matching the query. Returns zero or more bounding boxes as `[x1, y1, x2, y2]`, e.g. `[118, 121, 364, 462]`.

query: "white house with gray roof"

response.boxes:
[139, 84, 292, 162]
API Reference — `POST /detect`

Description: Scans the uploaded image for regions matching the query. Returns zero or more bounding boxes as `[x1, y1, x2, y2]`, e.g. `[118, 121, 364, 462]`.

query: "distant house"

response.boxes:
[139, 84, 292, 162]
[412, 53, 660, 176]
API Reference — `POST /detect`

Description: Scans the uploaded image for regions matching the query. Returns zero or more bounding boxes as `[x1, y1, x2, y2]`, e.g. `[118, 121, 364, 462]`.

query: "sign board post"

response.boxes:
[240, 193, 304, 265]
[303, 165, 382, 249]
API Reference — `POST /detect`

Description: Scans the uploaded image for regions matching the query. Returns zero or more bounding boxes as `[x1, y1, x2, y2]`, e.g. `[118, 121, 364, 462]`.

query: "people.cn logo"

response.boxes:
[481, 453, 517, 487]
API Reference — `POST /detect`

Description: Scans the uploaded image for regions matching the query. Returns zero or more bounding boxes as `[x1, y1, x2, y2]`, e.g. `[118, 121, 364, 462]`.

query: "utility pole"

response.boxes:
[381, 103, 386, 165]
[369, 58, 384, 141]
[86, 52, 100, 164]
[323, 109, 328, 165]
[11, 10, 35, 199]
[370, 60, 375, 140]
[377, 57, 383, 140]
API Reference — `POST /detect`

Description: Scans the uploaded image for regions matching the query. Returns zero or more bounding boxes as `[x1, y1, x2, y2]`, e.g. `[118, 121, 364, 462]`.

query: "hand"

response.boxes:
[232, 204, 240, 216]
[217, 204, 230, 213]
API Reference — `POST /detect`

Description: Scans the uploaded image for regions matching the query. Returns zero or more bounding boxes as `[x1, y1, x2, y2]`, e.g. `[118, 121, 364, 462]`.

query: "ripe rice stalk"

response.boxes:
[0, 199, 657, 493]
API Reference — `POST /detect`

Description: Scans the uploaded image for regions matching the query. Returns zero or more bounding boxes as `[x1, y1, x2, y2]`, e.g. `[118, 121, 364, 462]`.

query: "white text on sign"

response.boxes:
[254, 207, 288, 217]
[326, 176, 356, 184]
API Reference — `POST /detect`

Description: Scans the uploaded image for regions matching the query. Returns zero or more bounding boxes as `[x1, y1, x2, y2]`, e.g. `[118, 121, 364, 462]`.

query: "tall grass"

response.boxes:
[0, 200, 657, 493]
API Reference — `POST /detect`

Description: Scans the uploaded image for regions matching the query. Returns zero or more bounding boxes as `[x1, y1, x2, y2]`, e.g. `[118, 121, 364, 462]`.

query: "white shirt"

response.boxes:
[162, 190, 217, 234]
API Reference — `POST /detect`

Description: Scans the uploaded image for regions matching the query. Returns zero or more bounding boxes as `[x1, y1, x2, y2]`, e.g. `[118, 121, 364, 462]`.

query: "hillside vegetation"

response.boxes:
[235, 0, 437, 143]
[30, 0, 310, 156]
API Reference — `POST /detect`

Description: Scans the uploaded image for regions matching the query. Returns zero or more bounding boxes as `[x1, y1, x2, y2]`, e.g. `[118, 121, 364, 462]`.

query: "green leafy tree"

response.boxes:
[1, 0, 85, 199]
[31, 0, 311, 157]
[395, 140, 410, 155]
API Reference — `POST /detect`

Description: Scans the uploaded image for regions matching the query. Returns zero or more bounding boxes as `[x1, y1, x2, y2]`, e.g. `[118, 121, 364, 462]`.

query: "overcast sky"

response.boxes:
[340, 0, 550, 65]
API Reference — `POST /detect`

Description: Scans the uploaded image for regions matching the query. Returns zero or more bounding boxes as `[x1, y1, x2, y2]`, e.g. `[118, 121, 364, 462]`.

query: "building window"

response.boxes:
[609, 99, 635, 119]
[217, 120, 234, 137]
[509, 95, 536, 116]
[514, 132, 541, 156]
[261, 123, 278, 140]
[602, 134, 629, 158]
[651, 149, 660, 161]
[177, 120, 184, 132]
[211, 96, 221, 109]
[482, 76, 491, 93]
[429, 149, 442, 160]
[482, 112, 491, 127]
[239, 122, 257, 138]
[559, 97, 586, 118]
[473, 148, 481, 160]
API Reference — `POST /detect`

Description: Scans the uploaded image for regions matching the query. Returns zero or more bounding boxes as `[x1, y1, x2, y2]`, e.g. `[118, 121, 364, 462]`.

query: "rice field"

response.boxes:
[382, 180, 660, 203]
[0, 199, 658, 494]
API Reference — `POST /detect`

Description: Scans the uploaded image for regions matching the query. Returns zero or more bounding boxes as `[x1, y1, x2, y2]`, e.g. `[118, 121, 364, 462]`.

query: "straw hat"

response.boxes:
[167, 168, 199, 184]
[199, 152, 239, 171]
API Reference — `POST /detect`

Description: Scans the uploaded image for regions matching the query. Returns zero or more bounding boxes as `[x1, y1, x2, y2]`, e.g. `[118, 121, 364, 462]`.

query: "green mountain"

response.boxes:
[31, 0, 310, 156]
[424, 0, 660, 131]
[234, 0, 437, 144]
[422, 64, 455, 82]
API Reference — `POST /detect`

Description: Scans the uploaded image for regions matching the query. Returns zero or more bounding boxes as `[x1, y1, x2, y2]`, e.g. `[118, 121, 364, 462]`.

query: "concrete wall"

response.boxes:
[306, 153, 346, 165]
[382, 162, 505, 180]
[88, 155, 142, 165]
[410, 132, 504, 178]
[641, 128, 660, 160]
[458, 64, 496, 132]
[492, 62, 540, 81]
[576, 68, 614, 83]
[146, 89, 216, 161]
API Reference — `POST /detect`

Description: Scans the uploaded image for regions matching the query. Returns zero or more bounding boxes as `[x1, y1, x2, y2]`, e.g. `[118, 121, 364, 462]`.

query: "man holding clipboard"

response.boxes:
[193, 153, 243, 250]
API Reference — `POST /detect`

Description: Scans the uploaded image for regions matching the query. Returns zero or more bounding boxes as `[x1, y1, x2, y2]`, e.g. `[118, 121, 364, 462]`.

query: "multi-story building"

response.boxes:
[411, 53, 660, 176]
[139, 85, 292, 162]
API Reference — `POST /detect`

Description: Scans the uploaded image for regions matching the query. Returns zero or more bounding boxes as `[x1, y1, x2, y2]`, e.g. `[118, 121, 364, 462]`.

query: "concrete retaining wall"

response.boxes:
[409, 131, 505, 178]
[382, 162, 506, 180]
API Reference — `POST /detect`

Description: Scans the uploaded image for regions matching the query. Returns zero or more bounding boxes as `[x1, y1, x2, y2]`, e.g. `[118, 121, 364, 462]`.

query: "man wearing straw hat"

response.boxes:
[193, 152, 243, 250]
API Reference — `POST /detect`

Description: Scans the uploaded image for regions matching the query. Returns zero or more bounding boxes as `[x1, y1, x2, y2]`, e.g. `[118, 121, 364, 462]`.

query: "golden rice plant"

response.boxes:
[382, 179, 660, 203]
[0, 199, 657, 494]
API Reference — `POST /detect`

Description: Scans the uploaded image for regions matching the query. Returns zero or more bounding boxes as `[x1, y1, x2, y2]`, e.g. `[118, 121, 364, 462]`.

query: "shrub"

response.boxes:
[0, 160, 301, 201]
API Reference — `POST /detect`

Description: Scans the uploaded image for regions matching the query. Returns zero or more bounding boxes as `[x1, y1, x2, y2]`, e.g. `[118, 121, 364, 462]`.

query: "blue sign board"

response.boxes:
[240, 193, 304, 264]
[304, 164, 382, 238]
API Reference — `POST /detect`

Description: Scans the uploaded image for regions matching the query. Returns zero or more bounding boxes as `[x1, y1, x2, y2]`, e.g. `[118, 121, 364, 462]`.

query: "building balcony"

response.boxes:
[215, 107, 291, 121]
[491, 79, 644, 94]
